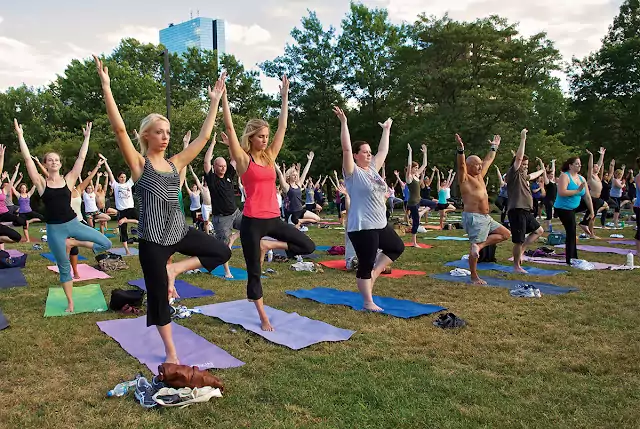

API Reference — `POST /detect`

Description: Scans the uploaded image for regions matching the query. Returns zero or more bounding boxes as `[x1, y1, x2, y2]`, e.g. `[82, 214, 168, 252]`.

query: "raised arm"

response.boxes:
[529, 157, 546, 181]
[31, 155, 49, 178]
[597, 147, 605, 179]
[65, 123, 91, 186]
[101, 156, 116, 185]
[94, 55, 145, 178]
[446, 169, 454, 187]
[480, 134, 501, 177]
[275, 163, 290, 193]
[394, 170, 405, 188]
[203, 137, 216, 174]
[586, 149, 594, 179]
[496, 166, 505, 187]
[189, 165, 203, 191]
[373, 118, 393, 172]
[221, 87, 250, 175]
[77, 158, 105, 193]
[512, 129, 528, 172]
[298, 151, 314, 185]
[435, 168, 442, 190]
[179, 135, 189, 188]
[333, 106, 354, 176]
[265, 75, 290, 161]
[171, 74, 225, 170]
[13, 120, 46, 194]
[608, 159, 615, 180]
[321, 175, 328, 187]
[405, 144, 413, 184]
[455, 134, 467, 184]
[416, 145, 428, 176]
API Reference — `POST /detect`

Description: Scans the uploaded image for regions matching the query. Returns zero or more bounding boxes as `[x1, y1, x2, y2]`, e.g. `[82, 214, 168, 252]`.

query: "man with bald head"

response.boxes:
[204, 137, 242, 278]
[456, 133, 511, 285]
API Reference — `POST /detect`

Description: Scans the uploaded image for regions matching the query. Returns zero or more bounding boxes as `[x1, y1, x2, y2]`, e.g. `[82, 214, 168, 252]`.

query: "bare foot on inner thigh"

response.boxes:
[471, 276, 487, 285]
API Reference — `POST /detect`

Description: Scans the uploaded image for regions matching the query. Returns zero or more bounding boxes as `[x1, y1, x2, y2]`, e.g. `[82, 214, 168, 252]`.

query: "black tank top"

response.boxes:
[41, 181, 77, 224]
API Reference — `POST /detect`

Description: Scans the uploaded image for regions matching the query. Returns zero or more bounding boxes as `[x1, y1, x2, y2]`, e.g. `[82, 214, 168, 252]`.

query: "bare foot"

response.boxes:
[261, 319, 275, 331]
[73, 273, 80, 280]
[65, 304, 74, 313]
[470, 243, 480, 258]
[224, 272, 234, 279]
[471, 276, 487, 285]
[590, 235, 600, 239]
[125, 251, 131, 256]
[513, 266, 528, 274]
[164, 355, 180, 364]
[363, 302, 384, 312]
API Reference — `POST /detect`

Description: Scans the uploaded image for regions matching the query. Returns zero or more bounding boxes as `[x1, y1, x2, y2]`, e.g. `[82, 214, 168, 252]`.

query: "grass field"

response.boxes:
[0, 216, 639, 429]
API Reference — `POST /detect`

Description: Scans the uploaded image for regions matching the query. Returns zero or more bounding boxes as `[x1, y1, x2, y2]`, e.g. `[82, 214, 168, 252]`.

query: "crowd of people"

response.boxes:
[0, 57, 637, 365]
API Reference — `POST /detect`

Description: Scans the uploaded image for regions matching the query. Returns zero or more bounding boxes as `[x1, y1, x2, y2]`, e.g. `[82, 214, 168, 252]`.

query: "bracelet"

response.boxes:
[457, 149, 464, 154]
[490, 145, 498, 152]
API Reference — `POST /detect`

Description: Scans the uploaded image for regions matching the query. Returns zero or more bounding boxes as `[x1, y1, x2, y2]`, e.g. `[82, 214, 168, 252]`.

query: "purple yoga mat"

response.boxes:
[608, 240, 636, 246]
[510, 256, 635, 270]
[5, 249, 24, 257]
[96, 316, 244, 374]
[555, 244, 637, 256]
[196, 300, 356, 350]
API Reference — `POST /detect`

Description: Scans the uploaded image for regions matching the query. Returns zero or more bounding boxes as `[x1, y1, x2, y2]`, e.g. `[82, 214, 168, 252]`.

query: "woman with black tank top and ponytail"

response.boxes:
[95, 56, 231, 365]
[15, 120, 112, 313]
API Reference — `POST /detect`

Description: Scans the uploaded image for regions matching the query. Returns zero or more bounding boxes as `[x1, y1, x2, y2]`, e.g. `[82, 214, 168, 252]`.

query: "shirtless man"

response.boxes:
[457, 133, 511, 285]
[582, 147, 608, 238]
[94, 172, 118, 217]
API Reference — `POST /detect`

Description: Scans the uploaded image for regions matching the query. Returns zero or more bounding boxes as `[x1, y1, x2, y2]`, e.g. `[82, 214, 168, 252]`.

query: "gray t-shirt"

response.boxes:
[344, 161, 388, 232]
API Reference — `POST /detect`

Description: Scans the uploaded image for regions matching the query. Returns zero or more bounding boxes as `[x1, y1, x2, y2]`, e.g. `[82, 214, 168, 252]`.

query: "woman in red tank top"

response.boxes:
[221, 76, 315, 332]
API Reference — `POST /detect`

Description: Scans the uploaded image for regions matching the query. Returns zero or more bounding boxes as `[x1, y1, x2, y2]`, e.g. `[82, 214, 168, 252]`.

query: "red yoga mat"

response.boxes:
[404, 243, 432, 249]
[318, 259, 426, 278]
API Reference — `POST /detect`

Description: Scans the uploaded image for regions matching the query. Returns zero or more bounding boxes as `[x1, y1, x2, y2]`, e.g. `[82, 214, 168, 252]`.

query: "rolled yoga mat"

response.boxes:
[196, 300, 355, 350]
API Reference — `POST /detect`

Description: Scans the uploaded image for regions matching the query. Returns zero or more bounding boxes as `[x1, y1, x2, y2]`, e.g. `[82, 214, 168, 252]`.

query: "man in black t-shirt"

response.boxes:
[204, 138, 243, 278]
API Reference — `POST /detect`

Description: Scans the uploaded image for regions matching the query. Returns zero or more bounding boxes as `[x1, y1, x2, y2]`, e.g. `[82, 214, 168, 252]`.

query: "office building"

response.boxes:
[160, 17, 226, 58]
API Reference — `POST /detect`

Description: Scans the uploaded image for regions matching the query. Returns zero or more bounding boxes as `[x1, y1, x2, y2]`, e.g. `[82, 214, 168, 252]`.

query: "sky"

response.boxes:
[0, 0, 624, 94]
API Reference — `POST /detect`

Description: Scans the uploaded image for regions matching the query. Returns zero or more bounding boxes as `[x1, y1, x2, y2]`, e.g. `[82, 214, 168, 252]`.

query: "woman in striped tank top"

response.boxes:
[221, 75, 315, 332]
[95, 56, 231, 364]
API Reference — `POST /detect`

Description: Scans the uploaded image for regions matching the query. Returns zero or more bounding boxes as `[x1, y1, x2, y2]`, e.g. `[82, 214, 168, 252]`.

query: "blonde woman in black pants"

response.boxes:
[334, 106, 404, 312]
[95, 56, 231, 364]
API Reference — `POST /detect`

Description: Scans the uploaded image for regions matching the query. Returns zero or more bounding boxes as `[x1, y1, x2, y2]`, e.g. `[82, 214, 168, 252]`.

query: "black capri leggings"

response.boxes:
[117, 208, 138, 243]
[408, 204, 420, 234]
[0, 224, 21, 243]
[348, 223, 405, 279]
[0, 212, 27, 228]
[555, 208, 577, 265]
[19, 211, 44, 222]
[240, 216, 315, 300]
[139, 228, 231, 327]
[543, 198, 554, 221]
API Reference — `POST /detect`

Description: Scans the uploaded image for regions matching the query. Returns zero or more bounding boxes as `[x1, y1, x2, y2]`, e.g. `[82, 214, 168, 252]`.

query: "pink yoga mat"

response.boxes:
[319, 221, 342, 225]
[47, 264, 112, 281]
[555, 244, 636, 256]
[6, 249, 24, 257]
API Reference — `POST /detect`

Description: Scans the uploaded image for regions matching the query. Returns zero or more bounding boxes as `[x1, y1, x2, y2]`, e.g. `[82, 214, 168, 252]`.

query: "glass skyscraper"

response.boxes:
[160, 17, 226, 58]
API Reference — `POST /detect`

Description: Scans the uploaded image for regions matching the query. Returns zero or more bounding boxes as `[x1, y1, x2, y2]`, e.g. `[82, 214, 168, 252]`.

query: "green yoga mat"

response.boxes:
[44, 284, 108, 317]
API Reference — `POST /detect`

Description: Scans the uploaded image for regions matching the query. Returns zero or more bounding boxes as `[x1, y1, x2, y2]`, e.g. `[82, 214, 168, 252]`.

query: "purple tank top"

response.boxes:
[18, 195, 32, 213]
[0, 192, 7, 215]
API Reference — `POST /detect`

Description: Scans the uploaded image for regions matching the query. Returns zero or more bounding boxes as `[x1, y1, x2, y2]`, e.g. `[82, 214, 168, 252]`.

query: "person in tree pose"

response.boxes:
[188, 165, 211, 235]
[94, 55, 231, 363]
[102, 157, 138, 255]
[282, 152, 319, 227]
[0, 146, 22, 245]
[94, 172, 118, 217]
[583, 148, 608, 238]
[505, 129, 545, 273]
[15, 120, 112, 312]
[2, 163, 22, 216]
[456, 133, 511, 285]
[542, 159, 557, 232]
[12, 180, 44, 243]
[495, 166, 509, 225]
[554, 156, 595, 265]
[434, 167, 457, 229]
[334, 106, 404, 312]
[405, 143, 429, 246]
[222, 74, 315, 331]
[0, 165, 27, 241]
[83, 179, 111, 234]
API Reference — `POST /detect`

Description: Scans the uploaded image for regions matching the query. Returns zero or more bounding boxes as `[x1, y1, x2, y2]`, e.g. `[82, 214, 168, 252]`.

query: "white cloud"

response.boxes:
[0, 16, 4, 25]
[101, 25, 160, 45]
[227, 23, 272, 45]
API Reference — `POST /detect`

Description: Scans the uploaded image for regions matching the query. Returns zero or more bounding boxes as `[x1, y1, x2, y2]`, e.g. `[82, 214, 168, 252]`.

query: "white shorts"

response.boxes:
[201, 204, 212, 221]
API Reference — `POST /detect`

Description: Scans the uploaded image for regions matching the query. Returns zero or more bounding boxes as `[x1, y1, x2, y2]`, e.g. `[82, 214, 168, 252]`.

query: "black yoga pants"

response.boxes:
[139, 228, 231, 327]
[348, 223, 405, 279]
[117, 208, 138, 243]
[240, 216, 315, 300]
[555, 208, 577, 265]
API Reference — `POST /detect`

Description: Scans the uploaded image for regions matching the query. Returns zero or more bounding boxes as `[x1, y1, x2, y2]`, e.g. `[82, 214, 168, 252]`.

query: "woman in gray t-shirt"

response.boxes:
[333, 106, 404, 312]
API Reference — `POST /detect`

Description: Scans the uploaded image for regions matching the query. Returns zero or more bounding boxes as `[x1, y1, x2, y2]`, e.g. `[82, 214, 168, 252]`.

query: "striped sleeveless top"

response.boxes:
[135, 157, 188, 246]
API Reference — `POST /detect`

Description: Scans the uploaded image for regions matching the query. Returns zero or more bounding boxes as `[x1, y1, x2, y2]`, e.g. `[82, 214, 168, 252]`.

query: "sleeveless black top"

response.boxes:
[41, 181, 76, 224]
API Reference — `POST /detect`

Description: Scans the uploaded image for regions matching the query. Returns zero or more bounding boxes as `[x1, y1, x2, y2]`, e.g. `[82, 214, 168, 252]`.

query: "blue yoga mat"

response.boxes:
[201, 265, 259, 281]
[445, 259, 567, 276]
[0, 268, 27, 289]
[40, 252, 87, 263]
[0, 308, 8, 330]
[315, 245, 331, 252]
[272, 249, 320, 259]
[430, 273, 578, 295]
[425, 236, 468, 241]
[286, 287, 446, 319]
[109, 247, 139, 256]
[128, 278, 214, 299]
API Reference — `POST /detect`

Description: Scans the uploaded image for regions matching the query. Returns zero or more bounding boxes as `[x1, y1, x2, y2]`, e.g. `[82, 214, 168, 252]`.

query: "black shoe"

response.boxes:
[433, 312, 466, 329]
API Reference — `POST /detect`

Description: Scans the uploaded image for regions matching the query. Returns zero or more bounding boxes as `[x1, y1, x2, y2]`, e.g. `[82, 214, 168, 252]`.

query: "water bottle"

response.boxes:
[107, 379, 137, 397]
[626, 252, 634, 268]
[620, 221, 625, 228]
[267, 250, 273, 262]
[548, 224, 553, 233]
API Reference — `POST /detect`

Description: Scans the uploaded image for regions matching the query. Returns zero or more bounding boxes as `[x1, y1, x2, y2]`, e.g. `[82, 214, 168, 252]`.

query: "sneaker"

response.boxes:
[151, 375, 166, 391]
[570, 259, 595, 271]
[533, 288, 542, 298]
[296, 255, 304, 263]
[32, 244, 42, 250]
[579, 233, 589, 239]
[299, 226, 309, 232]
[134, 377, 158, 409]
[433, 312, 467, 329]
[509, 284, 536, 298]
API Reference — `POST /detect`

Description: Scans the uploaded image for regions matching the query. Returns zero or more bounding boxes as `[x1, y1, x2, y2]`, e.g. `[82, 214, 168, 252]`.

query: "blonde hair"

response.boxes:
[614, 168, 623, 178]
[139, 113, 170, 156]
[240, 119, 273, 166]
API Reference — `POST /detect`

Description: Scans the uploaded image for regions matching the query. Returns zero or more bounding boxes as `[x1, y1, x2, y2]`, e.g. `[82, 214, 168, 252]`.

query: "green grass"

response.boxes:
[1, 218, 639, 429]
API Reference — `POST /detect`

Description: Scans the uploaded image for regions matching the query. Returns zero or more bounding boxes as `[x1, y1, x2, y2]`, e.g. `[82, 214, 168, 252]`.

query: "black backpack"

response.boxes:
[109, 289, 145, 311]
[478, 244, 497, 263]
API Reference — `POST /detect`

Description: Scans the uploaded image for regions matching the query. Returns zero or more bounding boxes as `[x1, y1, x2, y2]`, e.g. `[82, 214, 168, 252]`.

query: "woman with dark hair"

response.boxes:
[0, 146, 22, 244]
[405, 144, 428, 247]
[333, 106, 404, 312]
[554, 156, 594, 265]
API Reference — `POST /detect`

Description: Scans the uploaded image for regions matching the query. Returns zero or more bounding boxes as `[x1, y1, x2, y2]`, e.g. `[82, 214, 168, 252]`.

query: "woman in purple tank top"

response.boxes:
[12, 182, 44, 243]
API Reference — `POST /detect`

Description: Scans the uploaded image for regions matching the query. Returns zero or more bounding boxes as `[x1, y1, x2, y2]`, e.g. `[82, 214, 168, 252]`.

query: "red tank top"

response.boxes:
[242, 157, 280, 219]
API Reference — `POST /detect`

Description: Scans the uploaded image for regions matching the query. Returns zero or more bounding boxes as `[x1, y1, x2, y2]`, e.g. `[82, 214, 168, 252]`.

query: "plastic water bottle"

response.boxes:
[620, 221, 625, 228]
[267, 250, 273, 262]
[626, 252, 634, 268]
[107, 380, 137, 397]
[548, 224, 553, 233]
